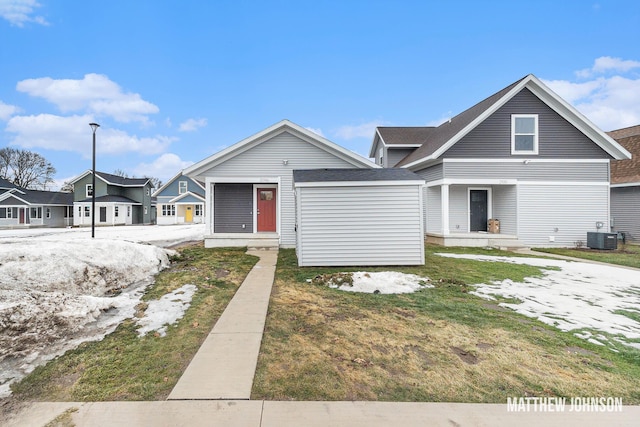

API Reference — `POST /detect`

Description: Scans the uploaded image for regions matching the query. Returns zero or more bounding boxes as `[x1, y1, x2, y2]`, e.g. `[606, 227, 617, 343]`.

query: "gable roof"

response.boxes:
[394, 74, 631, 169]
[184, 119, 379, 178]
[70, 170, 150, 187]
[0, 188, 73, 206]
[152, 171, 205, 197]
[609, 125, 640, 185]
[168, 191, 206, 203]
[368, 127, 431, 157]
[0, 177, 23, 192]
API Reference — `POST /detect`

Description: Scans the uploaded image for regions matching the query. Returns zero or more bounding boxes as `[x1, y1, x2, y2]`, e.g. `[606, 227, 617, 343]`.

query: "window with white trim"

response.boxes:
[162, 204, 175, 216]
[127, 206, 131, 217]
[86, 184, 93, 198]
[115, 206, 119, 217]
[195, 204, 202, 216]
[511, 114, 538, 154]
[46, 208, 51, 219]
[84, 206, 90, 217]
[178, 181, 187, 194]
[7, 208, 12, 219]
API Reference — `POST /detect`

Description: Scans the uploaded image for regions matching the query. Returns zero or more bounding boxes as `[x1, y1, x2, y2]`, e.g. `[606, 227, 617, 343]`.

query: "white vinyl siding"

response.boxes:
[296, 184, 424, 266]
[426, 186, 441, 234]
[517, 184, 609, 247]
[492, 185, 518, 235]
[448, 186, 468, 233]
[197, 131, 368, 247]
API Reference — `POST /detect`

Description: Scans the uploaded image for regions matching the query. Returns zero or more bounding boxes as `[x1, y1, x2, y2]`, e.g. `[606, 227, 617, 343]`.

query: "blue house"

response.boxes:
[153, 172, 205, 225]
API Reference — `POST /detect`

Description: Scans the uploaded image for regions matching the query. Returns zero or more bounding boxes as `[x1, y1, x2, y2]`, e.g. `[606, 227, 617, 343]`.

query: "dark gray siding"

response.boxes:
[443, 161, 609, 181]
[611, 186, 640, 242]
[443, 88, 612, 159]
[214, 184, 253, 233]
[386, 148, 415, 167]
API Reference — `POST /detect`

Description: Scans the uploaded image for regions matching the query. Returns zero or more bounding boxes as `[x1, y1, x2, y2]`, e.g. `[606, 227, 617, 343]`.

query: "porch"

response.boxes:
[204, 232, 280, 249]
[426, 232, 525, 250]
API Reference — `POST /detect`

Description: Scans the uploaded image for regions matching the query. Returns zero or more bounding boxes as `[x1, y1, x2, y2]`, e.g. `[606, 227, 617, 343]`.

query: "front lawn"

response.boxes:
[252, 246, 640, 403]
[9, 244, 258, 401]
[535, 244, 640, 269]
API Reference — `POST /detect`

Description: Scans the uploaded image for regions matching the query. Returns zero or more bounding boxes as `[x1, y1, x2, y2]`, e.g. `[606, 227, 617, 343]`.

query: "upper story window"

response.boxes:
[178, 181, 187, 194]
[512, 114, 538, 155]
[86, 184, 93, 198]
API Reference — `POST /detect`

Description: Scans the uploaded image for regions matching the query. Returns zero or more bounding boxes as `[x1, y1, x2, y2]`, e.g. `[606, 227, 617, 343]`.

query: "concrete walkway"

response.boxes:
[168, 249, 277, 400]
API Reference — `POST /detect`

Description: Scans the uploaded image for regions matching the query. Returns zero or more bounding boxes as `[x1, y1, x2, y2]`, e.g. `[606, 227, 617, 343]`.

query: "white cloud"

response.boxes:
[134, 153, 194, 182]
[178, 118, 207, 132]
[6, 114, 175, 156]
[16, 74, 159, 124]
[335, 120, 386, 140]
[576, 56, 640, 78]
[0, 0, 48, 27]
[544, 71, 640, 131]
[305, 127, 325, 137]
[0, 100, 20, 120]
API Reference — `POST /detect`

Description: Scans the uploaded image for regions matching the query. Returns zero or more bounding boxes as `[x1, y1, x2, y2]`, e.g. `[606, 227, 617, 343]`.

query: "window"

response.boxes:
[127, 206, 131, 217]
[146, 188, 150, 196]
[144, 206, 148, 215]
[0, 208, 5, 218]
[6, 208, 12, 219]
[178, 181, 187, 194]
[115, 206, 119, 217]
[512, 114, 538, 154]
[260, 191, 273, 201]
[30, 207, 42, 219]
[78, 206, 81, 216]
[84, 206, 90, 217]
[162, 204, 175, 216]
[195, 204, 202, 216]
[86, 184, 93, 198]
[46, 208, 51, 219]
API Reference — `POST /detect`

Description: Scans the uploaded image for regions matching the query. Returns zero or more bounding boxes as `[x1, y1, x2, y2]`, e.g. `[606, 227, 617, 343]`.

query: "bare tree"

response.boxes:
[113, 168, 129, 178]
[60, 180, 74, 192]
[0, 148, 56, 190]
[113, 168, 162, 190]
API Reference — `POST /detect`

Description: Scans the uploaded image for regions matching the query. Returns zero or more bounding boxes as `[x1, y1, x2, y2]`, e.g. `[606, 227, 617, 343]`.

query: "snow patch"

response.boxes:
[136, 284, 197, 337]
[436, 253, 640, 349]
[312, 271, 432, 294]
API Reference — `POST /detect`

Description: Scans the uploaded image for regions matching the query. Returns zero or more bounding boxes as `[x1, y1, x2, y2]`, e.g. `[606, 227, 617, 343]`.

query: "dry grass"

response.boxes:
[252, 248, 640, 402]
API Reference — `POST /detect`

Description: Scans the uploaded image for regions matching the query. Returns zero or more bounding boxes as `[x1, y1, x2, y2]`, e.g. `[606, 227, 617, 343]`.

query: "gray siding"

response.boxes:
[214, 184, 253, 233]
[296, 185, 423, 266]
[416, 163, 443, 182]
[156, 175, 203, 198]
[386, 148, 415, 167]
[611, 186, 640, 242]
[517, 184, 609, 247]
[449, 186, 468, 233]
[492, 185, 517, 235]
[199, 131, 368, 246]
[426, 186, 441, 233]
[443, 88, 612, 159]
[443, 161, 609, 182]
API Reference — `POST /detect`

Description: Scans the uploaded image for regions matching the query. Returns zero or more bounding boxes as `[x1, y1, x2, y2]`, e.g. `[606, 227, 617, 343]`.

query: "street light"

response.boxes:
[89, 123, 100, 238]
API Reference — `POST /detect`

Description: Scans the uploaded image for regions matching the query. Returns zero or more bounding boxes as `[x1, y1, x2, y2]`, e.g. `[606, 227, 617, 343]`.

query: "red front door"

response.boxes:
[257, 188, 276, 232]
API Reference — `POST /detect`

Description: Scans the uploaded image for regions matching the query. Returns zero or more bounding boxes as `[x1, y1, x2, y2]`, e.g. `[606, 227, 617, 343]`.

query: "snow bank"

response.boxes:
[437, 253, 640, 349]
[313, 271, 432, 294]
[0, 237, 174, 398]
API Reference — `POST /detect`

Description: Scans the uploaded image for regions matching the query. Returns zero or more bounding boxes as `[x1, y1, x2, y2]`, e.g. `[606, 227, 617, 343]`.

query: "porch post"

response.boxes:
[441, 184, 450, 235]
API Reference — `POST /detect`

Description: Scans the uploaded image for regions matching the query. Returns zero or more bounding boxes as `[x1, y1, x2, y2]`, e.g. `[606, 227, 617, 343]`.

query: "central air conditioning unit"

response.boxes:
[586, 232, 617, 250]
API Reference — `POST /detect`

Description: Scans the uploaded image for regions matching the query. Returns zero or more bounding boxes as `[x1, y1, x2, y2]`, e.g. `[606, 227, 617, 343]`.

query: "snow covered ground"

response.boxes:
[0, 224, 205, 398]
[437, 253, 640, 350]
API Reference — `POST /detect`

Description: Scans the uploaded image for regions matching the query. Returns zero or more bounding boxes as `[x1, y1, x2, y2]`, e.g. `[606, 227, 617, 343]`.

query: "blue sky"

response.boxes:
[1, 0, 639, 188]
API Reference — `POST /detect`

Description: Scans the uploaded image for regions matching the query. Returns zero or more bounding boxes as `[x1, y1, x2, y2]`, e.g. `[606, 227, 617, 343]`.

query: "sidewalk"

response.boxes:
[168, 249, 277, 400]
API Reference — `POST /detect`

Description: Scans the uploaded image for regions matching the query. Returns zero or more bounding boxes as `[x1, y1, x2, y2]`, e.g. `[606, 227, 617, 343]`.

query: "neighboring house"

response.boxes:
[69, 171, 154, 226]
[153, 172, 205, 225]
[608, 125, 640, 242]
[0, 177, 74, 227]
[372, 74, 631, 247]
[184, 120, 387, 250]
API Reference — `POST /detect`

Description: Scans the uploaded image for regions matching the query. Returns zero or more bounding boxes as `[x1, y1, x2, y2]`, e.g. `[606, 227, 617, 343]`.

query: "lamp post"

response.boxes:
[89, 123, 100, 238]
